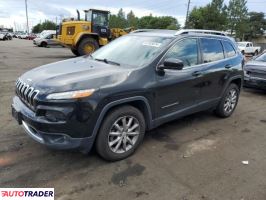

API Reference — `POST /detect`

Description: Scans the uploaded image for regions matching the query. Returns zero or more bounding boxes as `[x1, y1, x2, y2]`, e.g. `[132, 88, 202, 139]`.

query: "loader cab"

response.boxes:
[85, 9, 111, 39]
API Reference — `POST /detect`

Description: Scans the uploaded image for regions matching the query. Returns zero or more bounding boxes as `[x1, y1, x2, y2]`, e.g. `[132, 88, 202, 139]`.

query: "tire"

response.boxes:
[254, 50, 258, 56]
[241, 50, 245, 55]
[77, 37, 99, 56]
[215, 83, 240, 118]
[41, 42, 47, 47]
[71, 48, 80, 56]
[96, 105, 146, 161]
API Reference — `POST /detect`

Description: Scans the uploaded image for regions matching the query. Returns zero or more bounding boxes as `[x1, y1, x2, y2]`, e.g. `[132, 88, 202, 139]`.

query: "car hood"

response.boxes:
[20, 57, 133, 94]
[244, 60, 266, 72]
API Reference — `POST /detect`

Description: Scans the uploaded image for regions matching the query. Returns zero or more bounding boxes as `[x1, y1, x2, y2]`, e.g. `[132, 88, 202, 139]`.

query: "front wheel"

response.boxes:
[215, 83, 240, 118]
[41, 42, 47, 47]
[77, 38, 99, 56]
[96, 106, 145, 161]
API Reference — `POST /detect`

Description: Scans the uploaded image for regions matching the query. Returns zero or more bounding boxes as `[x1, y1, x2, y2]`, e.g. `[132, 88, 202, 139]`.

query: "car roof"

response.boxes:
[130, 29, 234, 41]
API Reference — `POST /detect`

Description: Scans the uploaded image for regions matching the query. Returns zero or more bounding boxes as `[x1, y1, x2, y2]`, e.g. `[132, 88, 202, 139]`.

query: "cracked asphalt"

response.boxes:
[0, 39, 266, 200]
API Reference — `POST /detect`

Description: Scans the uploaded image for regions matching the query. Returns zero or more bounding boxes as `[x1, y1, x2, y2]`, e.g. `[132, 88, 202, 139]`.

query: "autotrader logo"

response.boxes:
[0, 188, 54, 200]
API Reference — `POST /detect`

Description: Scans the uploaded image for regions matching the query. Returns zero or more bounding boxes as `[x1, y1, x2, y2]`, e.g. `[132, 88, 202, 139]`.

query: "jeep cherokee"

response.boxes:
[12, 30, 244, 161]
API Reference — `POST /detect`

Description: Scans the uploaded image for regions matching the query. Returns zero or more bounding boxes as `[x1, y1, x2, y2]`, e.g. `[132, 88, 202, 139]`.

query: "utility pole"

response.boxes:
[25, 0, 29, 33]
[185, 0, 191, 28]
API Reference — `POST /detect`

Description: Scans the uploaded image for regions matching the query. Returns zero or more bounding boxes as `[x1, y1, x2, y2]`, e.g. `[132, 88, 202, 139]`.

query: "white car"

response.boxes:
[237, 42, 261, 55]
[33, 33, 59, 47]
[18, 33, 28, 39]
[0, 32, 5, 40]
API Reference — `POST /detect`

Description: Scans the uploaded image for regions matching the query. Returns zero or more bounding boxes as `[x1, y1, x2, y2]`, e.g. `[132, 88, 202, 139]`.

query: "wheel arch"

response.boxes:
[222, 75, 243, 96]
[75, 33, 99, 49]
[91, 96, 153, 142]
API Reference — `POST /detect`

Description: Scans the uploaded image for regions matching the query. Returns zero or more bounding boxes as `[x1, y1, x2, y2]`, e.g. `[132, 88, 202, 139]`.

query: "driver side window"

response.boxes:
[164, 38, 199, 67]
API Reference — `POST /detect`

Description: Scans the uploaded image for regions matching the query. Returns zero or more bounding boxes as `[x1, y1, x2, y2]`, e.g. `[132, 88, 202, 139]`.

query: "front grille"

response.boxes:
[16, 79, 39, 109]
[250, 71, 266, 80]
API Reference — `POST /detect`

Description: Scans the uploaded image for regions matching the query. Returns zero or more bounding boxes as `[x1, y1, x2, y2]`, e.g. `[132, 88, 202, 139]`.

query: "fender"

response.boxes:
[74, 32, 99, 47]
[221, 74, 243, 96]
[89, 96, 153, 144]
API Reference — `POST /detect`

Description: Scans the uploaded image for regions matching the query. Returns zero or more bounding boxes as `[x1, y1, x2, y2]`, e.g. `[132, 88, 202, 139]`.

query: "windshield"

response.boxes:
[92, 12, 109, 26]
[237, 42, 246, 47]
[255, 52, 266, 62]
[91, 35, 172, 67]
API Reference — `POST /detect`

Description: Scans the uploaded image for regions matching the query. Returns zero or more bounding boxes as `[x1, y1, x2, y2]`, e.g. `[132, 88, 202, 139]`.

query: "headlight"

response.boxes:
[46, 89, 95, 100]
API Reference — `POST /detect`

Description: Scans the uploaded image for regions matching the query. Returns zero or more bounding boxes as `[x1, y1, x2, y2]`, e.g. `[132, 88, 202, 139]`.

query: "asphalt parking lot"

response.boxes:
[0, 39, 266, 200]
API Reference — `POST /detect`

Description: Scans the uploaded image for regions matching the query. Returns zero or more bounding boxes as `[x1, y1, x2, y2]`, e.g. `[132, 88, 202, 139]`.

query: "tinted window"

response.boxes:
[223, 41, 236, 58]
[255, 52, 266, 62]
[201, 38, 224, 63]
[164, 38, 199, 67]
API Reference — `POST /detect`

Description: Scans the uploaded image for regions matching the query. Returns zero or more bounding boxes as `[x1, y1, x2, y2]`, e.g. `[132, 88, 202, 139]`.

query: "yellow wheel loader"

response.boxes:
[56, 9, 133, 56]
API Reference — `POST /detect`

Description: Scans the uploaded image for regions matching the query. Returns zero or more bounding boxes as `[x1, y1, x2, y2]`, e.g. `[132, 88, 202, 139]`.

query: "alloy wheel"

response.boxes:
[108, 116, 140, 154]
[223, 88, 238, 114]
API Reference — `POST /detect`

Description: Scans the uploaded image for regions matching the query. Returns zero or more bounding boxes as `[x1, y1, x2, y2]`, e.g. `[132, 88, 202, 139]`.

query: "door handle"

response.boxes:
[192, 71, 202, 77]
[225, 64, 233, 69]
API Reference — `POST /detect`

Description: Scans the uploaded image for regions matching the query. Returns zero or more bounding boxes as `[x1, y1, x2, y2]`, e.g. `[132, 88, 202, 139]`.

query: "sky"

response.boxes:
[0, 0, 265, 31]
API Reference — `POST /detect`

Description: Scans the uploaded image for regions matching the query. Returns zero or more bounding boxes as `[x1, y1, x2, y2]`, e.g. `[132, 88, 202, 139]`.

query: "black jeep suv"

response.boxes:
[12, 30, 244, 161]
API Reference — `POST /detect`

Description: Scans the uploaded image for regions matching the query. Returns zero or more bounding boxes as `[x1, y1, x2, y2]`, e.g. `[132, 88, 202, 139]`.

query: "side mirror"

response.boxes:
[158, 58, 184, 71]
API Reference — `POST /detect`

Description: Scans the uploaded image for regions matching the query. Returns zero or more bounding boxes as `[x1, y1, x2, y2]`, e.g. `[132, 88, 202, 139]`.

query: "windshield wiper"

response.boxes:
[95, 58, 120, 66]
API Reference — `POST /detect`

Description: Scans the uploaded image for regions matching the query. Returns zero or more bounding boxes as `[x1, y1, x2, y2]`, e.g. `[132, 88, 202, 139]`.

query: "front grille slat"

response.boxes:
[250, 72, 266, 80]
[15, 79, 39, 110]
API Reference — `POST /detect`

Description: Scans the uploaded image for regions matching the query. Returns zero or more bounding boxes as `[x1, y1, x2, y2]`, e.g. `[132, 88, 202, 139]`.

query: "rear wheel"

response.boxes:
[215, 83, 240, 118]
[254, 50, 258, 56]
[96, 106, 145, 161]
[71, 48, 80, 56]
[77, 38, 99, 56]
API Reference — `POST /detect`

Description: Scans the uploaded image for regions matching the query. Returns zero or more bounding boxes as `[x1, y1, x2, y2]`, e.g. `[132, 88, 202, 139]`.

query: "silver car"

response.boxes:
[33, 33, 59, 47]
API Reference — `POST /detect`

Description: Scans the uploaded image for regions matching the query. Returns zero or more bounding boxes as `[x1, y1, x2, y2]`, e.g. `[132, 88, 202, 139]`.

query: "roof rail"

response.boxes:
[175, 29, 227, 36]
[131, 29, 160, 33]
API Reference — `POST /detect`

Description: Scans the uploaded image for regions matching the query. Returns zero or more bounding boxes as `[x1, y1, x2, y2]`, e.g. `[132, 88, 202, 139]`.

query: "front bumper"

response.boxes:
[244, 76, 266, 90]
[11, 96, 95, 153]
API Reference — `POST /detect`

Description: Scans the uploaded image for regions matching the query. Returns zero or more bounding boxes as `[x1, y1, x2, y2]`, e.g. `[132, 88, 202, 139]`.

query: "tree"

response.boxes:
[138, 16, 180, 30]
[109, 9, 127, 28]
[245, 12, 266, 39]
[227, 0, 248, 39]
[127, 10, 138, 28]
[110, 9, 180, 30]
[32, 20, 56, 33]
[187, 0, 227, 30]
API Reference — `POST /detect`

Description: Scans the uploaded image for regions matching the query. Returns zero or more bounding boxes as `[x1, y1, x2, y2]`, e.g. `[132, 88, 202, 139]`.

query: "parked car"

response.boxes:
[237, 42, 261, 55]
[39, 30, 56, 37]
[4, 32, 13, 40]
[12, 30, 244, 161]
[244, 52, 266, 90]
[0, 32, 6, 40]
[18, 33, 29, 39]
[27, 34, 37, 40]
[33, 33, 59, 47]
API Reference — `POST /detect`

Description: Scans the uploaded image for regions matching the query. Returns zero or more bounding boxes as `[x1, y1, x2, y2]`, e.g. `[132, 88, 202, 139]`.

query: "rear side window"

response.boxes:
[201, 38, 224, 63]
[164, 38, 199, 67]
[223, 41, 236, 58]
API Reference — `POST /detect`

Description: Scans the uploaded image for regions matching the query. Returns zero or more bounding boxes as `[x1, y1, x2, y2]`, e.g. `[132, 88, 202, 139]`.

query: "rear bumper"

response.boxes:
[244, 77, 266, 90]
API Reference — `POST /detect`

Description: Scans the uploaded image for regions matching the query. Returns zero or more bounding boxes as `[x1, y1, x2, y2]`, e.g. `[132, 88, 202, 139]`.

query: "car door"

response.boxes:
[195, 38, 229, 103]
[246, 43, 253, 54]
[46, 34, 56, 45]
[154, 37, 203, 118]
